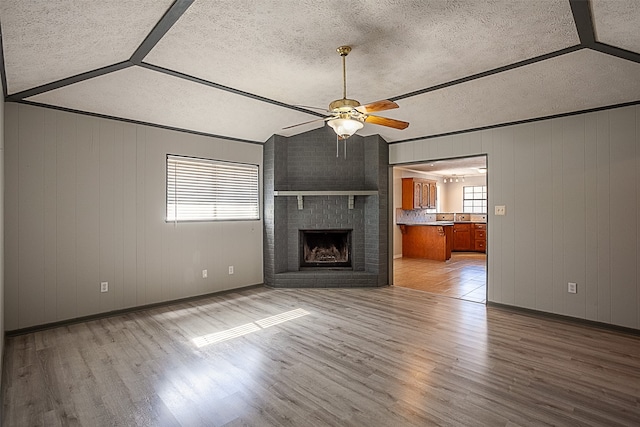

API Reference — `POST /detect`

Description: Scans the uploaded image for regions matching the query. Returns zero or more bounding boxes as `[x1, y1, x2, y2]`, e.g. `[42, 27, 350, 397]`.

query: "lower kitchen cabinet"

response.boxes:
[453, 223, 472, 251]
[473, 223, 486, 253]
[453, 222, 486, 252]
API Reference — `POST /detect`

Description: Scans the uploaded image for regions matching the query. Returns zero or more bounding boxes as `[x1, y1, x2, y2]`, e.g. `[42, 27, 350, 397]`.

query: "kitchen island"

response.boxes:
[398, 222, 453, 261]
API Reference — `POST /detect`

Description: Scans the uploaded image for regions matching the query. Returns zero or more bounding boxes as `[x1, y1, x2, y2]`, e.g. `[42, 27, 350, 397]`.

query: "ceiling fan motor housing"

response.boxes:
[329, 98, 361, 113]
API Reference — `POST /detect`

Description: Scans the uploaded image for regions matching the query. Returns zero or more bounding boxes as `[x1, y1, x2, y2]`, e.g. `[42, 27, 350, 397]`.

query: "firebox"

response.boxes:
[300, 229, 352, 269]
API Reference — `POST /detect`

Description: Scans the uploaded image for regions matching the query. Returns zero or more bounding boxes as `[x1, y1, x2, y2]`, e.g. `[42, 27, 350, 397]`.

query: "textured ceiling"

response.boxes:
[29, 66, 317, 142]
[145, 0, 579, 105]
[0, 0, 174, 94]
[1, 0, 639, 143]
[592, 0, 640, 53]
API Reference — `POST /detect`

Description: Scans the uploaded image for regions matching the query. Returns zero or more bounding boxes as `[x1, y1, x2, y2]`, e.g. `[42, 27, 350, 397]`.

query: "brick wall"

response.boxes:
[263, 126, 388, 288]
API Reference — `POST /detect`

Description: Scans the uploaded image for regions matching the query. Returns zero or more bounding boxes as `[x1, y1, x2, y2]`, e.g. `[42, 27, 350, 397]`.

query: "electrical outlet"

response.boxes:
[100, 281, 108, 293]
[228, 266, 234, 275]
[568, 282, 577, 294]
[202, 269, 208, 279]
[495, 205, 506, 216]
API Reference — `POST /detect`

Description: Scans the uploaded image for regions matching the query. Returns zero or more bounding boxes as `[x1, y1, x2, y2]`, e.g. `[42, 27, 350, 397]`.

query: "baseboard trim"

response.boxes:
[6, 284, 265, 337]
[487, 301, 640, 337]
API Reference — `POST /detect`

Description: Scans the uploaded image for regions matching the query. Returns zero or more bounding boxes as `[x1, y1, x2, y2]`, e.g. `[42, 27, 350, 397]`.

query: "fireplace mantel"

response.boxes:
[273, 190, 378, 210]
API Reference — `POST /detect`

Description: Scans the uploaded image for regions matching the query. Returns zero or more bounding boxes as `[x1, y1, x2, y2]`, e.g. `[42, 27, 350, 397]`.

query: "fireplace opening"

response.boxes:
[300, 229, 352, 269]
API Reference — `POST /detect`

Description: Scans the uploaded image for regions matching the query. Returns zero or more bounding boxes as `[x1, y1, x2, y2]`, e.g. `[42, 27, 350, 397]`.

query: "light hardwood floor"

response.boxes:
[394, 252, 487, 303]
[3, 286, 639, 426]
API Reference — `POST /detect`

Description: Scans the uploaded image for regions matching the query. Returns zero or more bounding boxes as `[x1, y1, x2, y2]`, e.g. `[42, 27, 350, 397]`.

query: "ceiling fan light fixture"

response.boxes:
[328, 117, 363, 140]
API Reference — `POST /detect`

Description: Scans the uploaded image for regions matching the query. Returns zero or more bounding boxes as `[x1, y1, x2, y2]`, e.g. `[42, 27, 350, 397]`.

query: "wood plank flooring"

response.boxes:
[3, 286, 639, 426]
[394, 252, 487, 303]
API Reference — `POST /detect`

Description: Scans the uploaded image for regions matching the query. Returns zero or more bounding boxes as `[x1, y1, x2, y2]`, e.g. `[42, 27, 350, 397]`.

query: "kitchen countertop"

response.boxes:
[454, 221, 487, 224]
[397, 221, 454, 226]
[398, 221, 486, 226]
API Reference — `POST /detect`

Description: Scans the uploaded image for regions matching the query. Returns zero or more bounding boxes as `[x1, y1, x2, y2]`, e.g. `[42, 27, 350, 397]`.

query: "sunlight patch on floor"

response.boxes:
[193, 308, 310, 347]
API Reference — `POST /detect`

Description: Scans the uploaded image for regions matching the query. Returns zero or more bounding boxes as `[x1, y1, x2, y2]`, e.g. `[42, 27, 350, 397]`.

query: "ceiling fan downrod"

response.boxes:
[337, 45, 351, 99]
[329, 46, 361, 113]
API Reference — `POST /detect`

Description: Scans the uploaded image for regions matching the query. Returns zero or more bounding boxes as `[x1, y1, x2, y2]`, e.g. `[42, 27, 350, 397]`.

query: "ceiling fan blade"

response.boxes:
[365, 115, 409, 130]
[282, 117, 330, 130]
[355, 99, 399, 114]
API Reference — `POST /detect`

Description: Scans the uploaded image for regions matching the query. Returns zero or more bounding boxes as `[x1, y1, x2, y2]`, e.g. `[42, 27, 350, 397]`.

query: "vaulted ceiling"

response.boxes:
[1, 0, 639, 144]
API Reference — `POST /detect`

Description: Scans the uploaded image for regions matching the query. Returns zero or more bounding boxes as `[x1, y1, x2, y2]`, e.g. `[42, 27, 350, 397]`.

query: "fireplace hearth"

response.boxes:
[300, 230, 352, 269]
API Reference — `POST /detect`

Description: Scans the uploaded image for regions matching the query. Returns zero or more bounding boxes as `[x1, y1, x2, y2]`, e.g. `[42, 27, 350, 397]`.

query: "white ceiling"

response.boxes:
[1, 0, 639, 144]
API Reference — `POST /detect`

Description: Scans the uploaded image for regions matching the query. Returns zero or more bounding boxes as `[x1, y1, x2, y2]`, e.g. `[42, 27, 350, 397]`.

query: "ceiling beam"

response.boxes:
[569, 0, 595, 45]
[570, 0, 640, 64]
[5, 61, 133, 101]
[140, 62, 326, 118]
[389, 99, 640, 145]
[592, 42, 640, 64]
[130, 0, 195, 64]
[0, 27, 8, 98]
[17, 99, 264, 145]
[391, 46, 583, 102]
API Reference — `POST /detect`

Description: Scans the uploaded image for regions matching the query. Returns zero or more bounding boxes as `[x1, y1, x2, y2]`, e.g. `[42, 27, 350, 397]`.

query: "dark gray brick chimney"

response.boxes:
[263, 126, 388, 288]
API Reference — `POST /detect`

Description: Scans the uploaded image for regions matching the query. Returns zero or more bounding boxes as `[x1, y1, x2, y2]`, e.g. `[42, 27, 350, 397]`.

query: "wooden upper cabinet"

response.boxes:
[414, 182, 422, 208]
[421, 182, 430, 208]
[402, 178, 437, 210]
[402, 178, 420, 209]
[428, 181, 437, 208]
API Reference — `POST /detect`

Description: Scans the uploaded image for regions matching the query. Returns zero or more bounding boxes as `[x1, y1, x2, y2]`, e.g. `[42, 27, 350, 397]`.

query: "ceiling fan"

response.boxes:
[284, 46, 409, 140]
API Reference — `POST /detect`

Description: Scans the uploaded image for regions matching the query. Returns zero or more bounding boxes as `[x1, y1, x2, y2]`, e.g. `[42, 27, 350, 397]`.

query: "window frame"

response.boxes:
[462, 185, 487, 214]
[166, 154, 261, 223]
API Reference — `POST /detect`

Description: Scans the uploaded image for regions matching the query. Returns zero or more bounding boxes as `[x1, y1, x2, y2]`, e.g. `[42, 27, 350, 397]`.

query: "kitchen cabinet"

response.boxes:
[452, 222, 486, 252]
[428, 181, 437, 208]
[400, 224, 452, 261]
[452, 223, 472, 251]
[473, 223, 486, 253]
[402, 178, 437, 210]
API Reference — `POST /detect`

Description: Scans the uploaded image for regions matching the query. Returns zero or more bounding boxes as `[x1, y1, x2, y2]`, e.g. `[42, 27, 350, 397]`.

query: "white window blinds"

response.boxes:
[167, 154, 260, 221]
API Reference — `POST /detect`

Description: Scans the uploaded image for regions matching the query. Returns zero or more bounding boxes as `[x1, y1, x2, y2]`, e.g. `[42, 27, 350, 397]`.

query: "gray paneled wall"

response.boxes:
[390, 105, 640, 330]
[4, 103, 264, 330]
[0, 98, 5, 379]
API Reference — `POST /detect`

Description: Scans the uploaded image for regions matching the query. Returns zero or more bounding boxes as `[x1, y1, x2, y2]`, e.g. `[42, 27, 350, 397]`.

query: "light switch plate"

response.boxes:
[495, 205, 506, 216]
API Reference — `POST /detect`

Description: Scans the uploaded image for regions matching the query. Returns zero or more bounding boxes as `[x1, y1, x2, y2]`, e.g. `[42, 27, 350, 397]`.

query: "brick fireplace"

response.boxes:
[263, 126, 388, 288]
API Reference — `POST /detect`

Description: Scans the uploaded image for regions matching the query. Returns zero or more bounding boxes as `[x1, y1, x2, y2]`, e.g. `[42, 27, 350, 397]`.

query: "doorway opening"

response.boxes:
[391, 155, 488, 303]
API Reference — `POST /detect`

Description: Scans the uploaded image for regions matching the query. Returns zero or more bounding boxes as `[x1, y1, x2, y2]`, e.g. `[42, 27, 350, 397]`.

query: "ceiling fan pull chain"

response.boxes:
[344, 137, 347, 159]
[336, 134, 339, 157]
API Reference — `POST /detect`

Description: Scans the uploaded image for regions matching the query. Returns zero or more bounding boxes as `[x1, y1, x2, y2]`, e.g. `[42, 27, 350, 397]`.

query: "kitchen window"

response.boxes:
[166, 154, 260, 222]
[463, 185, 487, 213]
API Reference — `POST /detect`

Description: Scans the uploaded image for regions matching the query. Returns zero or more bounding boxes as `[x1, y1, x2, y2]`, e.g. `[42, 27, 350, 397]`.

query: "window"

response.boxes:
[166, 154, 259, 222]
[463, 185, 487, 213]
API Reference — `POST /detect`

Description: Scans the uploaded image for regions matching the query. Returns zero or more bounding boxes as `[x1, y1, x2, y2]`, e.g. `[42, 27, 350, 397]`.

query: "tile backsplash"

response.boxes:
[436, 213, 454, 221]
[397, 210, 488, 224]
[396, 208, 436, 224]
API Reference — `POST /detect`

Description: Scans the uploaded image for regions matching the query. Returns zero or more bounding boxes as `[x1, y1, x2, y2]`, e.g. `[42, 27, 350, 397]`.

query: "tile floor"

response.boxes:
[393, 252, 487, 303]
